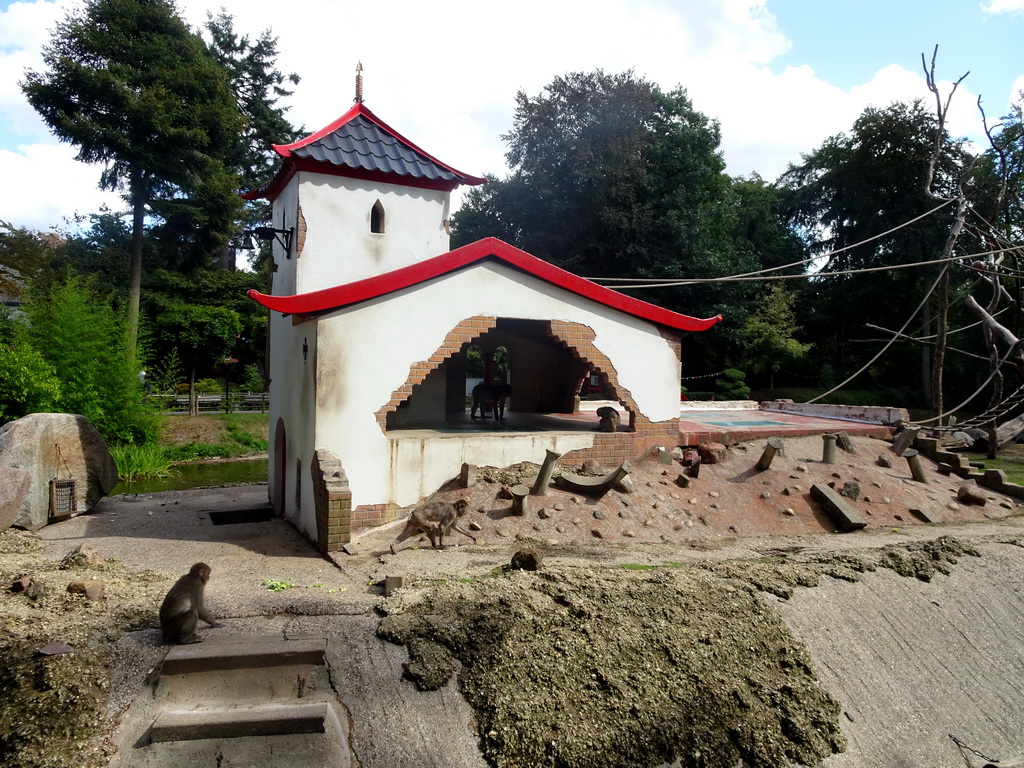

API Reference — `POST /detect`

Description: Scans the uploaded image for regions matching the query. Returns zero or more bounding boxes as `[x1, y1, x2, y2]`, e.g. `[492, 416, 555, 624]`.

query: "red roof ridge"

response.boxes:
[247, 237, 723, 333]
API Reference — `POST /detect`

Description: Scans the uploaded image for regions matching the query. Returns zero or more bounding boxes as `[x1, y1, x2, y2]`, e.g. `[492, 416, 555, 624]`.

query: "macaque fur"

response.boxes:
[391, 498, 476, 554]
[470, 383, 512, 420]
[159, 562, 223, 644]
[596, 406, 620, 432]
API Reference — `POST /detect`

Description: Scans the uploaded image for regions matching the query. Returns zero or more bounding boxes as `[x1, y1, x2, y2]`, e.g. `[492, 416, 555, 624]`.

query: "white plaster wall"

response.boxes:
[295, 173, 451, 292]
[270, 176, 299, 295]
[312, 262, 683, 509]
[267, 312, 319, 541]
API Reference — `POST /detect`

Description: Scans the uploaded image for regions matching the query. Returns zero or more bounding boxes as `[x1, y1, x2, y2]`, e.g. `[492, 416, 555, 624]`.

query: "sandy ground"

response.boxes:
[22, 433, 1024, 767]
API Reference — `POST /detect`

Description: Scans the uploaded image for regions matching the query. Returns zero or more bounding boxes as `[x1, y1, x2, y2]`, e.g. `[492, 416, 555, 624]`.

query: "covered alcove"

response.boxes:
[382, 316, 638, 432]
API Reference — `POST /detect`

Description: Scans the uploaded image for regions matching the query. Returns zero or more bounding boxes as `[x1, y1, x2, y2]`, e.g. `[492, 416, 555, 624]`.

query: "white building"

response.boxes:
[245, 98, 721, 553]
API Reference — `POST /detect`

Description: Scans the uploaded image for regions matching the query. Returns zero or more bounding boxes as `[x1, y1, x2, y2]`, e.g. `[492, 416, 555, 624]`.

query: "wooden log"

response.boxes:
[553, 462, 632, 497]
[891, 427, 919, 455]
[688, 457, 701, 479]
[756, 437, 785, 471]
[510, 484, 530, 515]
[902, 449, 928, 483]
[822, 433, 837, 464]
[531, 450, 561, 496]
[460, 463, 477, 488]
[810, 483, 867, 531]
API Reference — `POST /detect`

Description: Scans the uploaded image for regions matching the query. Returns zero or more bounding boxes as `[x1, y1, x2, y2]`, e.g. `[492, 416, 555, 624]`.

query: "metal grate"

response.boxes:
[49, 479, 77, 520]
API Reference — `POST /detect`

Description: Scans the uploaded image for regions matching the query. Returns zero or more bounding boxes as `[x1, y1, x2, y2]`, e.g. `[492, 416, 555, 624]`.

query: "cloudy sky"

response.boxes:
[1, 0, 1022, 233]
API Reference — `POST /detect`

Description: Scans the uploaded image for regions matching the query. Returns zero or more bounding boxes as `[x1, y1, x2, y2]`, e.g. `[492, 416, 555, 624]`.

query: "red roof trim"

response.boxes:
[247, 237, 723, 333]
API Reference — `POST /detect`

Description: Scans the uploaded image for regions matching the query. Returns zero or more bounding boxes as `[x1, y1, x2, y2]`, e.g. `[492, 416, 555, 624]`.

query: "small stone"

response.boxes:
[698, 515, 709, 526]
[688, 497, 698, 505]
[839, 481, 860, 501]
[623, 529, 636, 538]
[621, 498, 632, 507]
[709, 503, 720, 509]
[673, 523, 685, 531]
[509, 548, 542, 571]
[468, 521, 483, 531]
[783, 508, 795, 517]
[60, 544, 104, 569]
[871, 481, 883, 488]
[593, 509, 606, 520]
[760, 492, 771, 500]
[782, 487, 792, 496]
[893, 514, 904, 522]
[538, 508, 552, 520]
[553, 502, 566, 511]
[881, 497, 891, 504]
[656, 494, 667, 502]
[532, 523, 545, 532]
[11, 575, 32, 592]
[708, 491, 720, 498]
[1001, 501, 1014, 510]
[556, 525, 566, 534]
[66, 579, 104, 601]
[660, 534, 671, 542]
[877, 455, 893, 468]
[831, 472, 842, 479]
[863, 496, 873, 503]
[728, 525, 739, 533]
[570, 496, 582, 505]
[591, 529, 604, 539]
[643, 518, 654, 527]
[616, 477, 636, 493]
[651, 501, 660, 509]
[573, 517, 583, 526]
[36, 642, 74, 656]
[796, 465, 808, 473]
[546, 539, 559, 546]
[947, 502, 959, 511]
[618, 510, 630, 519]
[699, 442, 728, 464]
[495, 527, 511, 537]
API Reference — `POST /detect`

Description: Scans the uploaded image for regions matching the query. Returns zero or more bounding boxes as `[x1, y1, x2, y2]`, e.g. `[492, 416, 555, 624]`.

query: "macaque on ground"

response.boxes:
[391, 498, 476, 554]
[470, 383, 512, 420]
[159, 562, 223, 644]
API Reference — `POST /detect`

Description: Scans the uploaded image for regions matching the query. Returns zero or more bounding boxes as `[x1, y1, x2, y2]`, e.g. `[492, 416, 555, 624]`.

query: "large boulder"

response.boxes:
[0, 413, 118, 530]
[0, 466, 32, 531]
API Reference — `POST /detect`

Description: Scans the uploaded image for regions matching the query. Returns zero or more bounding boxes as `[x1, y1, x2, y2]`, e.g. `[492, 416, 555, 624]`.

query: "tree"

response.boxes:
[737, 284, 812, 390]
[202, 12, 302, 269]
[779, 100, 971, 399]
[21, 0, 244, 348]
[155, 303, 242, 414]
[453, 70, 732, 293]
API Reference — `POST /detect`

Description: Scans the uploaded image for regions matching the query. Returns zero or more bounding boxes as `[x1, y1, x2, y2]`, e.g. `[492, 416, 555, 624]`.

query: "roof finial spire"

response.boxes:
[354, 61, 364, 103]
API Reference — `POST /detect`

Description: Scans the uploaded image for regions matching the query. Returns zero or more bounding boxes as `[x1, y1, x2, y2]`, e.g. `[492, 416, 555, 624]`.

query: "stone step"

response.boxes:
[161, 635, 327, 675]
[150, 702, 337, 742]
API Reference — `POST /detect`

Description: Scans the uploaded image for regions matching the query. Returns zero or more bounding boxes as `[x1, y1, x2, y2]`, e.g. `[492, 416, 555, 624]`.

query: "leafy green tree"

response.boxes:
[0, 339, 62, 422]
[21, 0, 244, 347]
[21, 276, 157, 443]
[453, 70, 732, 293]
[737, 284, 812, 390]
[779, 100, 971, 395]
[202, 11, 302, 269]
[155, 303, 242, 414]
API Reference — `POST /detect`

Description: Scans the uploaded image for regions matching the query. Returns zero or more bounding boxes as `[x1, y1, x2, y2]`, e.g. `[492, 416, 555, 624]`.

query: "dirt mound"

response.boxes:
[378, 564, 845, 768]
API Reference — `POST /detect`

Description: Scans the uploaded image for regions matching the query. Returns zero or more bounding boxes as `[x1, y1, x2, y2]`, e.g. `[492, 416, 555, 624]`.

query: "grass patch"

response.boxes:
[158, 414, 268, 461]
[109, 444, 180, 483]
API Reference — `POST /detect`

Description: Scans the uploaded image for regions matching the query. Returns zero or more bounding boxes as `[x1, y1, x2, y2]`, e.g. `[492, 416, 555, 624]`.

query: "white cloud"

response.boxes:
[0, 0, 1015, 232]
[981, 0, 1024, 15]
[0, 143, 123, 232]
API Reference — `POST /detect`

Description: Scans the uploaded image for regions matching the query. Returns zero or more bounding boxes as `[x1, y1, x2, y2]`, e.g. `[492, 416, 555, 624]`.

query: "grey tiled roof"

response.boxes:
[291, 115, 461, 182]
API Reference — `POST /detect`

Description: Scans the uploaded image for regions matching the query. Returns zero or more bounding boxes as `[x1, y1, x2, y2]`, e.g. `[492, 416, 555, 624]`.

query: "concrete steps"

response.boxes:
[114, 635, 350, 768]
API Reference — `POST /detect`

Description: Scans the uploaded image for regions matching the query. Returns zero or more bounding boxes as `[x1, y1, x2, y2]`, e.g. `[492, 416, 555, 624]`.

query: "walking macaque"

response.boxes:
[159, 562, 223, 644]
[596, 406, 620, 433]
[390, 498, 476, 554]
[470, 383, 512, 420]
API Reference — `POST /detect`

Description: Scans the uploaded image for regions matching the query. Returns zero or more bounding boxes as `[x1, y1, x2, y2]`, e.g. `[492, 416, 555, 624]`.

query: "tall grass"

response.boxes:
[110, 444, 180, 482]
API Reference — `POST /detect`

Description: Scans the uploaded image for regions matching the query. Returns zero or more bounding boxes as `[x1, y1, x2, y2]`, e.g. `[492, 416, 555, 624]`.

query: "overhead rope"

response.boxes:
[805, 265, 946, 404]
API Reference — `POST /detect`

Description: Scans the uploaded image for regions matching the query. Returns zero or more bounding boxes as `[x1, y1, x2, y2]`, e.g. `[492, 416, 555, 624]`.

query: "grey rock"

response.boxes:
[0, 466, 31, 531]
[0, 413, 118, 530]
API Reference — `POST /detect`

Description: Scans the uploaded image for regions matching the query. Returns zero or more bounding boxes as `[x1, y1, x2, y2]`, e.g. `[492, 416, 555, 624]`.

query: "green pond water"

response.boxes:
[112, 457, 268, 496]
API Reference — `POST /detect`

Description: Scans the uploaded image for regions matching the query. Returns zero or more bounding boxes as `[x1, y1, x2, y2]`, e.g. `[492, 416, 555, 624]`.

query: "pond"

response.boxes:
[112, 457, 269, 496]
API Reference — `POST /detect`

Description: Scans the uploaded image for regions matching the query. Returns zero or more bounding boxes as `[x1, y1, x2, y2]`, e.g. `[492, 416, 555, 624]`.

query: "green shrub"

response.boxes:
[110, 443, 179, 482]
[0, 341, 61, 423]
[715, 369, 751, 400]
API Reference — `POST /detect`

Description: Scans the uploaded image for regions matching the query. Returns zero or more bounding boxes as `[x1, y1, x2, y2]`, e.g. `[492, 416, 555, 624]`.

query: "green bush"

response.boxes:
[0, 341, 62, 423]
[715, 369, 751, 400]
[110, 443, 179, 482]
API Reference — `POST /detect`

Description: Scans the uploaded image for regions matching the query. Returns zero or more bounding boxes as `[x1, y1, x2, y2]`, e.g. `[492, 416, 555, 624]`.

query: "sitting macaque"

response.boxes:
[596, 406, 621, 433]
[391, 498, 476, 554]
[470, 383, 512, 420]
[159, 562, 223, 644]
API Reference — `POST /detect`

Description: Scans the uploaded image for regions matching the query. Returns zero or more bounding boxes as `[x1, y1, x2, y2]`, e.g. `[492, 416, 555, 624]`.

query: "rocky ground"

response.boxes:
[3, 431, 1024, 768]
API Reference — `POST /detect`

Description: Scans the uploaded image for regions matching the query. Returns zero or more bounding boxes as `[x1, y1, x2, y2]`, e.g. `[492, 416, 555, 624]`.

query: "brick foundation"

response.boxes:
[310, 449, 353, 552]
